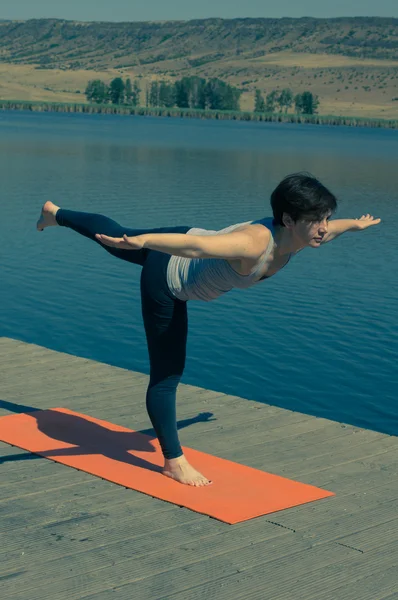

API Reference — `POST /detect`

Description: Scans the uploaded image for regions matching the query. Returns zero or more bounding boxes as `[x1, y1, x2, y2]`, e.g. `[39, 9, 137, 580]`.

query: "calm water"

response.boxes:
[1, 111, 397, 436]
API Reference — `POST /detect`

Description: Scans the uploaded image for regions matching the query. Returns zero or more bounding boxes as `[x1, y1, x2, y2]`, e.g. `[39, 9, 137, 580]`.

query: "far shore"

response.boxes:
[1, 99, 397, 129]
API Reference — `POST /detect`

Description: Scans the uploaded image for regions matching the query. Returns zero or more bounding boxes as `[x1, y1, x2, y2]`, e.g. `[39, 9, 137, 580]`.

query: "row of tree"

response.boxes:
[255, 88, 320, 114]
[85, 78, 141, 105]
[85, 76, 241, 111]
[85, 77, 319, 115]
[146, 77, 241, 111]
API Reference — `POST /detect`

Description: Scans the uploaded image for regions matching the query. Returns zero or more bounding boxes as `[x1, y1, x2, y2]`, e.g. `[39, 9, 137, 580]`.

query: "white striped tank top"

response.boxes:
[166, 217, 281, 302]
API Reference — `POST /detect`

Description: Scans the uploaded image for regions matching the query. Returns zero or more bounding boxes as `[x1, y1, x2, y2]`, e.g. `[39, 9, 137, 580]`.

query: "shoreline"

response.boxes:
[1, 99, 397, 129]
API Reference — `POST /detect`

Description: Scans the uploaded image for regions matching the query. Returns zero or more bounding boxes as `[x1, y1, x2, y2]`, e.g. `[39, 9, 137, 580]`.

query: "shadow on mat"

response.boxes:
[0, 399, 215, 471]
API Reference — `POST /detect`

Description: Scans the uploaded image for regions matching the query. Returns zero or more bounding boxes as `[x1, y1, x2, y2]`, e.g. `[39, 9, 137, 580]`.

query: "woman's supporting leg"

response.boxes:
[143, 294, 187, 460]
[140, 251, 211, 486]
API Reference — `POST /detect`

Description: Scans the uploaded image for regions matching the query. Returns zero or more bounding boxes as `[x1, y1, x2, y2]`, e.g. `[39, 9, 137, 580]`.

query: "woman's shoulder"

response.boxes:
[192, 217, 274, 240]
[239, 217, 274, 240]
[231, 220, 272, 241]
[250, 216, 275, 230]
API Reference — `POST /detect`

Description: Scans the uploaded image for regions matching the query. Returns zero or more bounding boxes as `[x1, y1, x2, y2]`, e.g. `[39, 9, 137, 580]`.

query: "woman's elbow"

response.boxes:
[186, 239, 207, 258]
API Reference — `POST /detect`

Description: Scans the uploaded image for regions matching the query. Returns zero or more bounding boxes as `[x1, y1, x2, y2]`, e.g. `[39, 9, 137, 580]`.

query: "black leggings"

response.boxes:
[56, 209, 191, 459]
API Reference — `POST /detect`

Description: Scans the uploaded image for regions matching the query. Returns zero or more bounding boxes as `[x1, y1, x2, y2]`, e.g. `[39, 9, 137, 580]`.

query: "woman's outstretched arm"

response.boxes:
[322, 214, 381, 243]
[95, 224, 270, 260]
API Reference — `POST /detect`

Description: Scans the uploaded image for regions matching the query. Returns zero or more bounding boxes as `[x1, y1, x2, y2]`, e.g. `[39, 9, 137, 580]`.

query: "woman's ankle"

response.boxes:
[164, 454, 185, 466]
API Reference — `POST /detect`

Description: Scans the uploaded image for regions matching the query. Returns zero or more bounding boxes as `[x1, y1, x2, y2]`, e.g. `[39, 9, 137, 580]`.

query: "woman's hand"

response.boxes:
[95, 233, 144, 250]
[354, 214, 381, 230]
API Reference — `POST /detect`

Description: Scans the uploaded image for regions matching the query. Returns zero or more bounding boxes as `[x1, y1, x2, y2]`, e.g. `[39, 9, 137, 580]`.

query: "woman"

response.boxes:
[36, 172, 380, 487]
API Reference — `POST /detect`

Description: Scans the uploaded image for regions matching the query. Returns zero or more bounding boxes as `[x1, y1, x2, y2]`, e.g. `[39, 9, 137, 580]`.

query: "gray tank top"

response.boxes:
[166, 217, 281, 302]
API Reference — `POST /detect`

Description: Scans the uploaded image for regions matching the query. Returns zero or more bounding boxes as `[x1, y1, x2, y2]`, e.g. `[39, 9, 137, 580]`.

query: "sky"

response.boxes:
[0, 0, 397, 22]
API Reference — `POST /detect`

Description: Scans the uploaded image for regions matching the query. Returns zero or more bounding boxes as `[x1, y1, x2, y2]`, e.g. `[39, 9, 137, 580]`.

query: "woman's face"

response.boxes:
[297, 216, 331, 247]
[285, 213, 332, 248]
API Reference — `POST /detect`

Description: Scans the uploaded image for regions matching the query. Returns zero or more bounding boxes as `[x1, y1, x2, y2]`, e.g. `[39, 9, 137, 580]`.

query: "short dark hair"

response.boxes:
[271, 172, 338, 226]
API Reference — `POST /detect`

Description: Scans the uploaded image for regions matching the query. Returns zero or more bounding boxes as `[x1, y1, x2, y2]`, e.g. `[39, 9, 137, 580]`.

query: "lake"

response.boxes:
[1, 111, 397, 436]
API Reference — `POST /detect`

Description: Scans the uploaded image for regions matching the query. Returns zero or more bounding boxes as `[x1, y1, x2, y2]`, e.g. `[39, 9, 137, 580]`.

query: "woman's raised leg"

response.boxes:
[37, 201, 150, 265]
[36, 201, 189, 266]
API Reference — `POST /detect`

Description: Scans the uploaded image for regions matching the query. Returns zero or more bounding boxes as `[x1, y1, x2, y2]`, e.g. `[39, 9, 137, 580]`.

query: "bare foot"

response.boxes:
[36, 201, 60, 231]
[163, 455, 212, 487]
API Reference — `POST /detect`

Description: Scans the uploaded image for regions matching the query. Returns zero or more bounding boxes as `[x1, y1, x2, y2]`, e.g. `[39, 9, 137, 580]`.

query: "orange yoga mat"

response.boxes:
[0, 408, 334, 524]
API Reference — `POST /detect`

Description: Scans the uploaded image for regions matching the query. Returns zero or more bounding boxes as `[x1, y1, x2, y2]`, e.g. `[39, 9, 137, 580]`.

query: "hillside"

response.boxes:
[0, 17, 398, 68]
[0, 17, 397, 118]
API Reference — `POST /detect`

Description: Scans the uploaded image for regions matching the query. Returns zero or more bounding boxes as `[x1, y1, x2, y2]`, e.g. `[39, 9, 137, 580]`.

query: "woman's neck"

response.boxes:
[272, 224, 303, 256]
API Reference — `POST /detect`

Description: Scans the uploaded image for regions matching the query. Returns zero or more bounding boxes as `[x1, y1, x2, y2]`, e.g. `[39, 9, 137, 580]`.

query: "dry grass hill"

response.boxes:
[0, 17, 397, 118]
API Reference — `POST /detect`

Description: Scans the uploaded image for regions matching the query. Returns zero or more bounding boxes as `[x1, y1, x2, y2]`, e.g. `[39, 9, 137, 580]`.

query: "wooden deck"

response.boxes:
[1, 336, 397, 600]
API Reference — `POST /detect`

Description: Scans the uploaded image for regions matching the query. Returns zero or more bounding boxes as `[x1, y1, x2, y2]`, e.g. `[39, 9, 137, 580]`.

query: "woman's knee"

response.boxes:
[148, 371, 182, 391]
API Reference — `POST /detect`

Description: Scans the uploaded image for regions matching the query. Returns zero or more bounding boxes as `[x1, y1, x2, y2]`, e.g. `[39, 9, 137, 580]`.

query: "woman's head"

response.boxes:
[271, 172, 338, 227]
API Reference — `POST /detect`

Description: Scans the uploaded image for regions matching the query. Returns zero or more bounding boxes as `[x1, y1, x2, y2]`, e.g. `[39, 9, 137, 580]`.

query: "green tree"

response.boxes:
[265, 90, 278, 113]
[159, 81, 176, 107]
[85, 79, 109, 104]
[132, 80, 141, 107]
[174, 77, 207, 109]
[188, 77, 207, 109]
[278, 88, 294, 113]
[294, 93, 304, 114]
[149, 81, 159, 107]
[205, 78, 241, 111]
[300, 91, 320, 114]
[125, 78, 133, 104]
[174, 78, 190, 108]
[109, 78, 125, 104]
[294, 91, 320, 114]
[254, 89, 266, 112]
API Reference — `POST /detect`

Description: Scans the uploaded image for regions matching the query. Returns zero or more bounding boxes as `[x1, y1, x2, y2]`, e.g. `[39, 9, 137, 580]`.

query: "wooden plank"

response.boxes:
[4, 534, 336, 600]
[0, 466, 394, 548]
[267, 544, 398, 600]
[138, 541, 398, 600]
[0, 486, 176, 539]
[261, 483, 397, 534]
[184, 413, 350, 442]
[253, 438, 398, 478]
[0, 502, 219, 566]
[1, 338, 397, 600]
[0, 462, 394, 554]
[1, 371, 143, 394]
[299, 448, 398, 492]
[334, 518, 398, 553]
[181, 419, 373, 462]
[0, 509, 220, 567]
[0, 449, 60, 481]
[297, 502, 396, 546]
[44, 541, 355, 600]
[307, 566, 398, 600]
[1, 497, 206, 557]
[1, 518, 291, 597]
